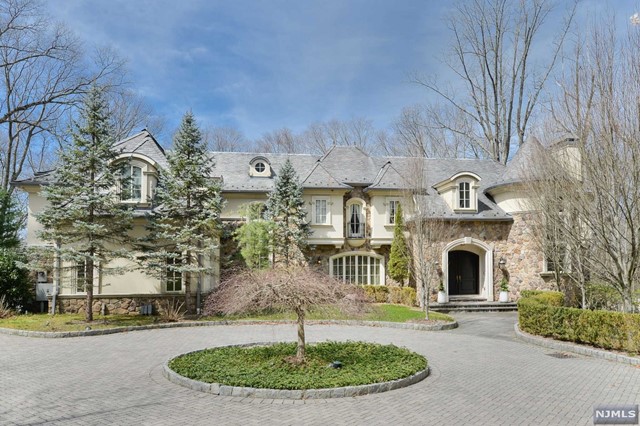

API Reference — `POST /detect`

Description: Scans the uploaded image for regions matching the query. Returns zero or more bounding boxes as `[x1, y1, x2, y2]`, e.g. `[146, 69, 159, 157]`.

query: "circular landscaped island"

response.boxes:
[164, 341, 429, 399]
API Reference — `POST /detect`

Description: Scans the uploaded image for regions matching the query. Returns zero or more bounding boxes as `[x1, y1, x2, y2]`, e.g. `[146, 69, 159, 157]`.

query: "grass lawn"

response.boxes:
[169, 341, 427, 389]
[202, 303, 455, 323]
[0, 313, 159, 331]
[0, 304, 454, 332]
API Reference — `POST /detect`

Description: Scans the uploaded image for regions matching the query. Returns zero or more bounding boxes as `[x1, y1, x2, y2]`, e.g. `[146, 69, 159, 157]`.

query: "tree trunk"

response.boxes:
[423, 278, 430, 321]
[184, 251, 191, 313]
[85, 256, 94, 322]
[295, 306, 306, 362]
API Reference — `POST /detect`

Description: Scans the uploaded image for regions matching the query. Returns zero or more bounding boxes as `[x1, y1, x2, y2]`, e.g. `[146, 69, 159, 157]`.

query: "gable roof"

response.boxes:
[112, 130, 169, 169]
[301, 161, 353, 189]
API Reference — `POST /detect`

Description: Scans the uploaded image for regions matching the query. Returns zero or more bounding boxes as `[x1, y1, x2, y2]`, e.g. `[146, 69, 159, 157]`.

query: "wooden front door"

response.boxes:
[448, 251, 479, 295]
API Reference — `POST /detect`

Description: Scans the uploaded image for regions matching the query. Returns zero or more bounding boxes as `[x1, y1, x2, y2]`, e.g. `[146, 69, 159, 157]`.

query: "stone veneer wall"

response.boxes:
[416, 213, 554, 303]
[51, 294, 201, 315]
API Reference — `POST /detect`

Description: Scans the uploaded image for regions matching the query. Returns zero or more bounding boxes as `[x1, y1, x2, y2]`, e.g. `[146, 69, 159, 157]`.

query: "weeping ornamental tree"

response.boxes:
[37, 86, 132, 321]
[387, 203, 410, 285]
[142, 111, 223, 313]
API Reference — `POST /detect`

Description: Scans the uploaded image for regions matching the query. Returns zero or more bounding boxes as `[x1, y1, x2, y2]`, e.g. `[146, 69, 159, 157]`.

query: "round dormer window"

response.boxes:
[254, 162, 266, 173]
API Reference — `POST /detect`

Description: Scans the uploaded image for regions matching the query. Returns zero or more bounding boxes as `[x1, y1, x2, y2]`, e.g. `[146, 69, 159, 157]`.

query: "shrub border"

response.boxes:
[0, 318, 457, 338]
[162, 342, 430, 399]
[514, 323, 640, 366]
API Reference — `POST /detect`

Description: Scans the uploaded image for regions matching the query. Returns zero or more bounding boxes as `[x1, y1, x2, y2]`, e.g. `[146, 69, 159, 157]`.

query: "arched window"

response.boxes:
[346, 199, 365, 238]
[330, 253, 384, 285]
[121, 165, 142, 201]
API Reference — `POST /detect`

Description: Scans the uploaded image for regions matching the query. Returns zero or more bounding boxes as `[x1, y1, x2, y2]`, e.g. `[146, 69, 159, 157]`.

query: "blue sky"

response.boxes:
[47, 1, 636, 141]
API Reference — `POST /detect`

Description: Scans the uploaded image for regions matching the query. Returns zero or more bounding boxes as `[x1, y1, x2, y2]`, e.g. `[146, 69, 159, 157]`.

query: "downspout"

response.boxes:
[51, 238, 61, 315]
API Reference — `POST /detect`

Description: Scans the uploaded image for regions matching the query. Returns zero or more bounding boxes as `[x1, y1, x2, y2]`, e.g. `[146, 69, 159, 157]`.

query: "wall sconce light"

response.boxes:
[499, 257, 506, 270]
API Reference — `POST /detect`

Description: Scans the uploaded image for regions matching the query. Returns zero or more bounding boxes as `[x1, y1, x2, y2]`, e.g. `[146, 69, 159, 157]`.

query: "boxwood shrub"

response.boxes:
[518, 291, 640, 354]
[362, 285, 416, 306]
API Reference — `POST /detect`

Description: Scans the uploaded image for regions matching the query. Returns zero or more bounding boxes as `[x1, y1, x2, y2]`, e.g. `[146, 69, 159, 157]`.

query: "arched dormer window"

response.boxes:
[249, 156, 271, 177]
[114, 153, 159, 205]
[433, 172, 481, 213]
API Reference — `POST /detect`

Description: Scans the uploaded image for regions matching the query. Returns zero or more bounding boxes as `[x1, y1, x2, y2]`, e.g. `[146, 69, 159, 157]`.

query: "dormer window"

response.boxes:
[458, 181, 470, 209]
[249, 156, 271, 177]
[433, 172, 481, 213]
[114, 153, 159, 205]
[121, 165, 142, 201]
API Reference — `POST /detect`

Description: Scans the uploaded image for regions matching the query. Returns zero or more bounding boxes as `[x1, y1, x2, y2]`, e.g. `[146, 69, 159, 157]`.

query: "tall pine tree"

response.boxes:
[38, 86, 133, 321]
[265, 159, 310, 266]
[387, 203, 410, 285]
[142, 111, 223, 313]
[0, 189, 22, 250]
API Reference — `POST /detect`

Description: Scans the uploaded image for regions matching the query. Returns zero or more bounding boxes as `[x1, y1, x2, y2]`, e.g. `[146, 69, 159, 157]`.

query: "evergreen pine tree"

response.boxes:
[143, 111, 223, 313]
[37, 86, 133, 321]
[264, 159, 310, 266]
[387, 203, 410, 285]
[0, 189, 23, 250]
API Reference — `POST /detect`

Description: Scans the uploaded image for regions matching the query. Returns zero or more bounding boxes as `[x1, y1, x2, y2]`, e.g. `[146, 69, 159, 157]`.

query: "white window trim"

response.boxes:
[454, 179, 477, 212]
[386, 197, 401, 225]
[311, 196, 331, 225]
[249, 158, 271, 177]
[165, 256, 184, 293]
[346, 198, 366, 238]
[329, 252, 385, 285]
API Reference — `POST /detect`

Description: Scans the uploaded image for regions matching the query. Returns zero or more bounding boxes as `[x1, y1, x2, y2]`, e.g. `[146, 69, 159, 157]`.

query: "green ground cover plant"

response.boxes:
[169, 341, 427, 389]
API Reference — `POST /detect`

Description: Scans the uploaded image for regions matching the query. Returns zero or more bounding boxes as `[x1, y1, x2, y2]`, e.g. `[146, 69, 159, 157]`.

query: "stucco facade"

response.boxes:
[14, 131, 563, 313]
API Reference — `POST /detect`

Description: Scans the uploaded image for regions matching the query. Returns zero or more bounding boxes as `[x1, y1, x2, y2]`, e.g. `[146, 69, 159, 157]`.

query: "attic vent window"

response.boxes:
[254, 162, 265, 173]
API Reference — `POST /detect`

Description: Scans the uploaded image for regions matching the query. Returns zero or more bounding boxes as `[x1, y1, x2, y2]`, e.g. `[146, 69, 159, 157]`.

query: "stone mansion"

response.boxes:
[15, 130, 565, 313]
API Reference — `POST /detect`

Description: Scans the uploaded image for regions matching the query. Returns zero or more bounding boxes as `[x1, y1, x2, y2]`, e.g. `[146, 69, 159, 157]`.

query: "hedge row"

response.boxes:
[518, 291, 640, 354]
[361, 285, 416, 307]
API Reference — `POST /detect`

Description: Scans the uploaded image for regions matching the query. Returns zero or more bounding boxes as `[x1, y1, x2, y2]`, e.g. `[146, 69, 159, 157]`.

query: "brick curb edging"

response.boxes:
[162, 342, 430, 399]
[514, 323, 640, 366]
[0, 318, 457, 338]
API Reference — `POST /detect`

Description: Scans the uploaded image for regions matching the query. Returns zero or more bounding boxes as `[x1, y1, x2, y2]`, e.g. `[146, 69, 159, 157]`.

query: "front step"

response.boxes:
[430, 301, 518, 313]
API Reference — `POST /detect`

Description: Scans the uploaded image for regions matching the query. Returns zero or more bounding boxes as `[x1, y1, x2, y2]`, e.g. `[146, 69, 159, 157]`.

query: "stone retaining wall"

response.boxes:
[51, 294, 201, 315]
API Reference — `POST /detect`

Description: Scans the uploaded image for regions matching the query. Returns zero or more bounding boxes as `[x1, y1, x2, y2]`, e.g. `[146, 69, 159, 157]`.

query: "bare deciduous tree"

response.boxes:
[108, 89, 166, 142]
[413, 0, 575, 163]
[203, 126, 248, 152]
[254, 127, 299, 154]
[205, 266, 366, 362]
[0, 0, 124, 193]
[299, 118, 376, 155]
[528, 17, 640, 312]
[405, 158, 458, 319]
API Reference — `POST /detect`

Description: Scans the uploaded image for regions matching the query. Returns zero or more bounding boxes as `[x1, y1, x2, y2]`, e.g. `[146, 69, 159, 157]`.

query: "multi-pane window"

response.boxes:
[121, 165, 142, 201]
[314, 198, 328, 224]
[458, 181, 470, 209]
[331, 254, 382, 285]
[348, 203, 365, 237]
[71, 260, 87, 293]
[166, 256, 182, 292]
[388, 199, 399, 224]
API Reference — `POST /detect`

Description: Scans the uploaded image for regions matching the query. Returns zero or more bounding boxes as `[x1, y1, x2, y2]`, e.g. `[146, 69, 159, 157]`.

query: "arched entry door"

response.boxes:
[448, 251, 479, 295]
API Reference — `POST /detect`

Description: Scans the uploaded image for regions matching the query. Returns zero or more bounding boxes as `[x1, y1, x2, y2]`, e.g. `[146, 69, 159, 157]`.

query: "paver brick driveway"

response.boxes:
[1, 312, 639, 425]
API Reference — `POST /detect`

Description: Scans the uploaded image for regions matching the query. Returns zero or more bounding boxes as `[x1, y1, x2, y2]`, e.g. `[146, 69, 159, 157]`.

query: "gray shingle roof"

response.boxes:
[15, 131, 520, 221]
[489, 136, 544, 190]
[112, 130, 169, 169]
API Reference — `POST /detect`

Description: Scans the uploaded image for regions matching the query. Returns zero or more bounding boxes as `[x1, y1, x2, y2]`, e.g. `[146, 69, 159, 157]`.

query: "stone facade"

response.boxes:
[51, 294, 200, 316]
[416, 213, 553, 303]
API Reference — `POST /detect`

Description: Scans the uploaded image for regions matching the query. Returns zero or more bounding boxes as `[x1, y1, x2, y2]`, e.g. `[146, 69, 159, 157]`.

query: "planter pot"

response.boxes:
[499, 291, 509, 303]
[437, 291, 447, 304]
